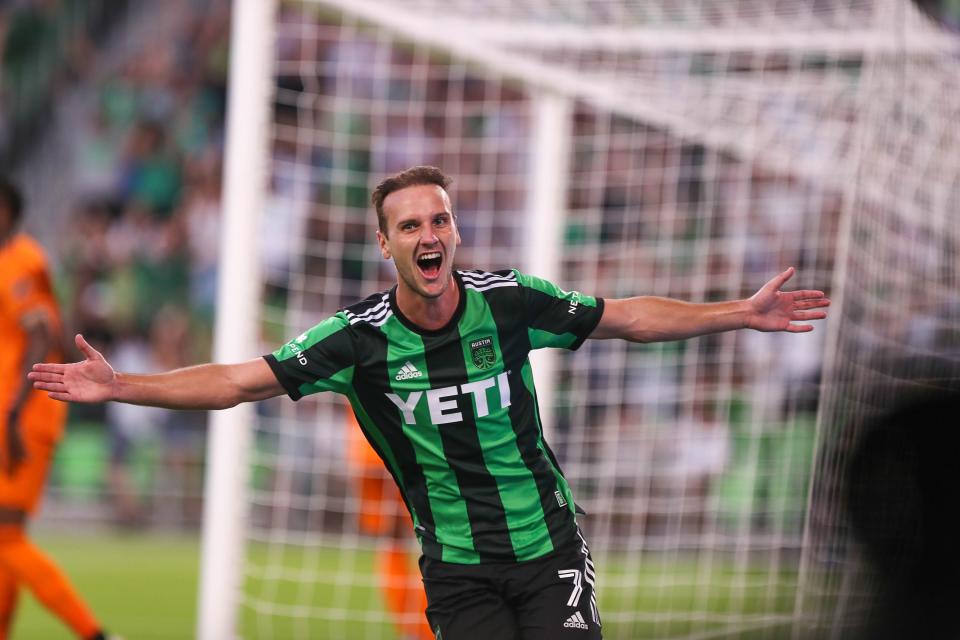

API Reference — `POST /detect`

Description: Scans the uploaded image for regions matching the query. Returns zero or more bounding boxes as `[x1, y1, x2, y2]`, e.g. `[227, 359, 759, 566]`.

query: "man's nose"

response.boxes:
[420, 226, 439, 244]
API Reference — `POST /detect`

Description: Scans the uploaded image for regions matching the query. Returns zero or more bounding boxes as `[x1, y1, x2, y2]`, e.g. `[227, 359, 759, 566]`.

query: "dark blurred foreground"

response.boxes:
[844, 365, 960, 639]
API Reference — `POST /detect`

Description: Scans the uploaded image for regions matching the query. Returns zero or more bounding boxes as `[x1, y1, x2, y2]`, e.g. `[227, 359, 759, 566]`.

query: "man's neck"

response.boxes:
[395, 274, 460, 331]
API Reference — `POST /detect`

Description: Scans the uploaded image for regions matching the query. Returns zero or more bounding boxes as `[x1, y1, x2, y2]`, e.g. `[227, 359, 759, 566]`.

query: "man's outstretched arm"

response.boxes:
[591, 267, 829, 343]
[28, 334, 284, 410]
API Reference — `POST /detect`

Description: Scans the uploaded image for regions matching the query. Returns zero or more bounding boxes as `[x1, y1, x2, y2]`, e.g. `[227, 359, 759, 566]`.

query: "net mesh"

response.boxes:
[237, 1, 960, 638]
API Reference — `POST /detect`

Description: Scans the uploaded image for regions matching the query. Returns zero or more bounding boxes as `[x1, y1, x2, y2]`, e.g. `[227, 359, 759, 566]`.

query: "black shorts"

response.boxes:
[420, 528, 602, 640]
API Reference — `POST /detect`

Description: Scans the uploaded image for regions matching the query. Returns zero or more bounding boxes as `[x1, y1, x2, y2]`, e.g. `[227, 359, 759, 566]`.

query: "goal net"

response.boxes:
[205, 1, 960, 638]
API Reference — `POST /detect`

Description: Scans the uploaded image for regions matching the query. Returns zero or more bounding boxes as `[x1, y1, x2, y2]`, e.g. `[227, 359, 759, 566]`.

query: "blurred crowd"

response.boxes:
[17, 1, 857, 543]
[0, 0, 130, 167]
[255, 5, 843, 551]
[26, 0, 231, 528]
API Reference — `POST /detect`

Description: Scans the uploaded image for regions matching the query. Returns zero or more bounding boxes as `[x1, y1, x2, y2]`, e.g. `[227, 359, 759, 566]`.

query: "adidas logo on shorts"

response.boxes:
[395, 361, 423, 381]
[564, 611, 589, 630]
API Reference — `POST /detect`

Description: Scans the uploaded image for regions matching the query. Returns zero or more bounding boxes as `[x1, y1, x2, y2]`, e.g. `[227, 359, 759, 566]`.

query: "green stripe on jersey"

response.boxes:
[460, 288, 554, 560]
[300, 364, 354, 398]
[512, 270, 600, 308]
[383, 318, 480, 564]
[275, 313, 349, 355]
[528, 326, 578, 351]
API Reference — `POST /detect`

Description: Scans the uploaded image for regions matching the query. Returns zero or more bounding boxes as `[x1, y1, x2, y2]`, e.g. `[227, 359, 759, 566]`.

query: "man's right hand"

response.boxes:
[28, 334, 117, 403]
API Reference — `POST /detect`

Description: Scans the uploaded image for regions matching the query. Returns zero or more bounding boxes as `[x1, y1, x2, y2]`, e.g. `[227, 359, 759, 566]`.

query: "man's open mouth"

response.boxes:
[417, 251, 443, 279]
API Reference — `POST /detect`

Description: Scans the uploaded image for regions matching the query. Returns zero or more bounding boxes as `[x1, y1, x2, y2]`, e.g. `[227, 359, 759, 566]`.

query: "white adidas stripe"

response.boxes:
[355, 306, 391, 324]
[346, 294, 392, 325]
[459, 270, 515, 281]
[459, 271, 516, 285]
[576, 528, 600, 626]
[345, 301, 385, 320]
[463, 280, 518, 292]
[368, 311, 393, 327]
[347, 295, 390, 321]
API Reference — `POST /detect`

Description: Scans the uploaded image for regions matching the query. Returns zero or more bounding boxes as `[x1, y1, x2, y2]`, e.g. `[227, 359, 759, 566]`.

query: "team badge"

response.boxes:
[470, 337, 496, 370]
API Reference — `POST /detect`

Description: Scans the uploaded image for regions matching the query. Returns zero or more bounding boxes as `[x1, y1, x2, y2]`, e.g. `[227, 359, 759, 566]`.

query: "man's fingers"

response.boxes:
[786, 324, 814, 333]
[792, 310, 827, 321]
[794, 298, 830, 310]
[769, 266, 796, 289]
[791, 290, 825, 300]
[28, 371, 62, 384]
[32, 380, 68, 393]
[75, 333, 101, 360]
[32, 362, 65, 374]
[47, 392, 72, 402]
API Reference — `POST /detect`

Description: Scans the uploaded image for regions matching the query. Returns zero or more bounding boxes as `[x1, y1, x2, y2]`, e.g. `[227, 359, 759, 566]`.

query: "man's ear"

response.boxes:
[377, 230, 391, 259]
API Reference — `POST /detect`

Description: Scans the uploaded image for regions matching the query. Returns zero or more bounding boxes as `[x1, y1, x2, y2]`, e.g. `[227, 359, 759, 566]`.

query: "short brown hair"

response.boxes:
[371, 166, 452, 235]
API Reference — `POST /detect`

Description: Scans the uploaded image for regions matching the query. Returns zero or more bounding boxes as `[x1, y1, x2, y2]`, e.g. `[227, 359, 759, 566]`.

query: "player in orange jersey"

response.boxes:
[347, 404, 432, 640]
[0, 177, 113, 640]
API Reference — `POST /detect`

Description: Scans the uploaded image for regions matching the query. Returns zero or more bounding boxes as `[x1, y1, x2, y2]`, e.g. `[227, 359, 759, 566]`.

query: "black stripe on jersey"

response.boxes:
[421, 331, 515, 562]
[263, 328, 354, 401]
[483, 285, 577, 552]
[351, 325, 442, 559]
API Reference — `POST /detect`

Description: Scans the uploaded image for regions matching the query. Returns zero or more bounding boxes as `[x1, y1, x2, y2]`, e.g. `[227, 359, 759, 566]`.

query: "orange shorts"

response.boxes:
[0, 394, 67, 514]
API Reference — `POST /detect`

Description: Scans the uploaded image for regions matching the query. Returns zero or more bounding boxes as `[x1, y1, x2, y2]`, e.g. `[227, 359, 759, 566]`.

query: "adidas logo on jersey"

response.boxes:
[563, 611, 589, 630]
[395, 361, 423, 381]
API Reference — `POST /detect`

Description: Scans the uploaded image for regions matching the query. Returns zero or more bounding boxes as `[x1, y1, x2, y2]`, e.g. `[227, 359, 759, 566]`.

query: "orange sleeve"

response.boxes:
[6, 242, 59, 328]
[0, 237, 63, 412]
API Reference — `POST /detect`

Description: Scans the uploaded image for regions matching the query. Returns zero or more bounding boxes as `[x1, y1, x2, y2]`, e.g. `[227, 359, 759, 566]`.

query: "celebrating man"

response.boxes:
[30, 166, 829, 639]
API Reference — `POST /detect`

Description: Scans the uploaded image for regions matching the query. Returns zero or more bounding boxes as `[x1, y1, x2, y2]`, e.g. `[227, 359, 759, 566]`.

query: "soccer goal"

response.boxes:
[200, 1, 960, 638]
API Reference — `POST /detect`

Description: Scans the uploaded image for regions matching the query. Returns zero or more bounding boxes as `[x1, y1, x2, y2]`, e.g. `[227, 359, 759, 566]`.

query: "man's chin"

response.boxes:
[400, 269, 453, 299]
[418, 280, 448, 298]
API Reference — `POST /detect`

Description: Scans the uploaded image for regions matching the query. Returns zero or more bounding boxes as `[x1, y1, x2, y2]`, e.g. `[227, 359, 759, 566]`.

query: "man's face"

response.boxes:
[377, 184, 461, 300]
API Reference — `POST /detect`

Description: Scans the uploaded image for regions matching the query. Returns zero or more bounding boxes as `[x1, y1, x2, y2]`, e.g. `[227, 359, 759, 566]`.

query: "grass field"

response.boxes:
[13, 534, 802, 639]
[12, 534, 200, 639]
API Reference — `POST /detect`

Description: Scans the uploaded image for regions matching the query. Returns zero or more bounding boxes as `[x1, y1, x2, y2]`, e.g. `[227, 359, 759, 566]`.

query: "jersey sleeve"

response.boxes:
[263, 312, 356, 400]
[512, 269, 605, 351]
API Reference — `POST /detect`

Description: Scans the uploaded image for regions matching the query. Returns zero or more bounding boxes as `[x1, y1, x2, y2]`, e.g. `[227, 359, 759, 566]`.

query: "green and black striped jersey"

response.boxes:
[264, 269, 604, 564]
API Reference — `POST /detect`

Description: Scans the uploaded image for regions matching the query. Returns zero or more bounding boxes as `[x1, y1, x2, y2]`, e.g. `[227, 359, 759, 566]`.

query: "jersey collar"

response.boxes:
[388, 271, 466, 336]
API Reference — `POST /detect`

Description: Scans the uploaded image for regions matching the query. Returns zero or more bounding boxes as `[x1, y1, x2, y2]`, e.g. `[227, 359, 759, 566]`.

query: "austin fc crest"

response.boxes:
[470, 337, 496, 370]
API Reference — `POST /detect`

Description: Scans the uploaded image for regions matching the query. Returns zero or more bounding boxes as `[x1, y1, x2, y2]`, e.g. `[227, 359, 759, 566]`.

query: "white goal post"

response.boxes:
[198, 0, 277, 637]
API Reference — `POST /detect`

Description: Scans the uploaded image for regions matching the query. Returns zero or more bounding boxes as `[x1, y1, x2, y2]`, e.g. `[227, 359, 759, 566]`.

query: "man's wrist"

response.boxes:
[739, 298, 755, 330]
[109, 372, 125, 403]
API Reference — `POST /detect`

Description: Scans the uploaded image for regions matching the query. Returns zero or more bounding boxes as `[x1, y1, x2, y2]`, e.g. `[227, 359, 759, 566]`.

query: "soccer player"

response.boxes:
[0, 177, 112, 640]
[29, 166, 830, 639]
